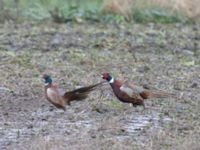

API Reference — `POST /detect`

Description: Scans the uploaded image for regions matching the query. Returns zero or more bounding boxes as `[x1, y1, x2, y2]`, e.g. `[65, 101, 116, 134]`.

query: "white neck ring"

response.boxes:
[44, 83, 49, 86]
[109, 77, 114, 83]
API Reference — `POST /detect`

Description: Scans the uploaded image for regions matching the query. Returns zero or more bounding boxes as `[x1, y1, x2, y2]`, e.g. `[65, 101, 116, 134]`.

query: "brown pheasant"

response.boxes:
[43, 74, 104, 111]
[101, 72, 172, 108]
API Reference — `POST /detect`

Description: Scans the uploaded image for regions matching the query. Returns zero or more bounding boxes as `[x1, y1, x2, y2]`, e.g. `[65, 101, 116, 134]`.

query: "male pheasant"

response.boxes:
[43, 74, 103, 111]
[101, 72, 171, 108]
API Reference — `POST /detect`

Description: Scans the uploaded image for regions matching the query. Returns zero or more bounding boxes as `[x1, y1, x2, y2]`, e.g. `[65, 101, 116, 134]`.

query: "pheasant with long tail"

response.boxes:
[42, 74, 104, 111]
[101, 72, 173, 108]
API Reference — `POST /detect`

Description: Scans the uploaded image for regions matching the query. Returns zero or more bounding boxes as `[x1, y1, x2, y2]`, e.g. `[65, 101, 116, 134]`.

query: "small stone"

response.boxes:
[27, 124, 33, 129]
[137, 66, 150, 73]
[50, 34, 63, 46]
[41, 118, 47, 121]
[91, 134, 96, 139]
[190, 82, 198, 88]
[49, 106, 54, 111]
[3, 112, 8, 116]
[164, 111, 169, 116]
[120, 129, 126, 132]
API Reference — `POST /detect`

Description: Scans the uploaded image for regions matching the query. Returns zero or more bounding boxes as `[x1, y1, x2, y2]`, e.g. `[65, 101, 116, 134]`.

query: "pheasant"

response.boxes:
[42, 74, 104, 111]
[101, 72, 172, 108]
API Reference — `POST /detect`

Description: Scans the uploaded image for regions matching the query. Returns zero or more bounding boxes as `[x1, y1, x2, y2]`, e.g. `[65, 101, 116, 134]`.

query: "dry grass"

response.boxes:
[101, 0, 200, 19]
[13, 130, 200, 150]
[1, 22, 200, 149]
[151, 0, 200, 18]
[101, 0, 134, 17]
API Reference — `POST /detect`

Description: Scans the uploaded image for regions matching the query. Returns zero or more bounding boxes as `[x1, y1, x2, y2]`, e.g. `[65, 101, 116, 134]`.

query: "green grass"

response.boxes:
[0, 0, 191, 23]
[132, 7, 187, 23]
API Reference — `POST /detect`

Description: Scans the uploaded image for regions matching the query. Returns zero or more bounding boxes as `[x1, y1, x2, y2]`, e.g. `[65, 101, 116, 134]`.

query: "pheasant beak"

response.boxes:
[100, 73, 104, 79]
[41, 78, 45, 83]
[41, 75, 46, 83]
[41, 74, 46, 79]
[97, 73, 102, 77]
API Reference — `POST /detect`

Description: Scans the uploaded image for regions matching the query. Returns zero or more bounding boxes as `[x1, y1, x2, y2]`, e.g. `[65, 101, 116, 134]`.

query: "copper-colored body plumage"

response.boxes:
[43, 75, 104, 111]
[101, 73, 172, 108]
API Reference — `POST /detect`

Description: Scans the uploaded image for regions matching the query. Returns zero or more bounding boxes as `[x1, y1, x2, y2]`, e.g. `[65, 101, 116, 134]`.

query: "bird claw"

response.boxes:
[142, 105, 146, 112]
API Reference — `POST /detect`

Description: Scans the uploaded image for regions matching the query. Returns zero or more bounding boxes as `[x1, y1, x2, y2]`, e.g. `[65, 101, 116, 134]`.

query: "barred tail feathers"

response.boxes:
[64, 81, 105, 101]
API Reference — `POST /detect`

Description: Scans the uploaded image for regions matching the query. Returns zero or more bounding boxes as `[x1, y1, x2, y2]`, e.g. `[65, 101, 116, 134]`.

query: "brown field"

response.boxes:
[0, 21, 200, 149]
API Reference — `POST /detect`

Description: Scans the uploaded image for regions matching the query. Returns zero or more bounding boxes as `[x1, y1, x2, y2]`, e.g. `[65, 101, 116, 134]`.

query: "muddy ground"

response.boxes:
[0, 22, 200, 150]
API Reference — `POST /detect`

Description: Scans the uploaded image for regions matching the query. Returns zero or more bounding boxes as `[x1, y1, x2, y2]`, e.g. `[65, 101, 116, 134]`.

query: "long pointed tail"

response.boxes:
[64, 81, 106, 101]
[148, 90, 175, 99]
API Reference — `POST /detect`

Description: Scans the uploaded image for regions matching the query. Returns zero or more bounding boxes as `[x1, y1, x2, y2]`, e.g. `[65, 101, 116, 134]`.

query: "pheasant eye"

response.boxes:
[43, 74, 49, 79]
[42, 78, 46, 83]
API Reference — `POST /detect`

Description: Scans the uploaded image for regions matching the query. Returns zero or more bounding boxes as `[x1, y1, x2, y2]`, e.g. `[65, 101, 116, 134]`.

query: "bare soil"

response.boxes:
[0, 22, 200, 150]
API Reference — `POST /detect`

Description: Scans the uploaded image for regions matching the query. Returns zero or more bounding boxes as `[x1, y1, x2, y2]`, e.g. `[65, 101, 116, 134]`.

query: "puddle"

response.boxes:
[0, 110, 172, 149]
[0, 107, 173, 149]
[123, 112, 172, 134]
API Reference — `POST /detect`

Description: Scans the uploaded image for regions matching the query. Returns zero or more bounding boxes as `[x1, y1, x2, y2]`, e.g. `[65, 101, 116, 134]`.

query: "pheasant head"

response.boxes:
[101, 72, 114, 83]
[42, 74, 53, 85]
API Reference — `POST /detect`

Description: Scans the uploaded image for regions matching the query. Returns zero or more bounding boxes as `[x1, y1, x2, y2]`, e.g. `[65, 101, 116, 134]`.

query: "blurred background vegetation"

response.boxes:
[0, 0, 199, 23]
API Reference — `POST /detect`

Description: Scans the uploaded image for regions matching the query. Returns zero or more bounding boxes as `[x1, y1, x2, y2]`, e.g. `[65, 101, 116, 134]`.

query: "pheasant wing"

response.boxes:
[120, 83, 143, 100]
[119, 83, 145, 106]
[63, 81, 105, 101]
